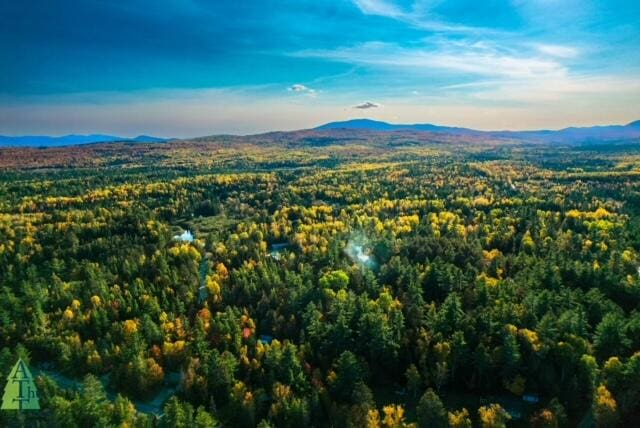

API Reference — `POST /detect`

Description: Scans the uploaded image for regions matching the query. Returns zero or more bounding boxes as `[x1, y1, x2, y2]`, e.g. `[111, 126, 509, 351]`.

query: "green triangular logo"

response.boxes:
[1, 358, 40, 410]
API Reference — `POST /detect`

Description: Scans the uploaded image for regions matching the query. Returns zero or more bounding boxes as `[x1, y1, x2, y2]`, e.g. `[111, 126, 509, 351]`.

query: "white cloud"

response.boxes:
[354, 101, 381, 109]
[288, 84, 316, 95]
[289, 84, 309, 92]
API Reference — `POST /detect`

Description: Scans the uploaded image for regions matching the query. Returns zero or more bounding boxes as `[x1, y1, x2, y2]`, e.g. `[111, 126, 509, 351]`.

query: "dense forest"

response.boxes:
[1, 131, 640, 427]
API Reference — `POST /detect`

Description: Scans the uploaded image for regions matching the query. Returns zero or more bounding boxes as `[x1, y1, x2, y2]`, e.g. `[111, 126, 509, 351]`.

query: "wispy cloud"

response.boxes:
[352, 0, 405, 18]
[294, 40, 567, 79]
[351, 0, 499, 33]
[534, 44, 579, 58]
[293, 35, 640, 109]
[469, 75, 640, 103]
[354, 101, 381, 109]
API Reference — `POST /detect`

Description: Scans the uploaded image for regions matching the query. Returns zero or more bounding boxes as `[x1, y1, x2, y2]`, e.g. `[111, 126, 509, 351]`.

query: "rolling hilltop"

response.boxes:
[2, 119, 640, 170]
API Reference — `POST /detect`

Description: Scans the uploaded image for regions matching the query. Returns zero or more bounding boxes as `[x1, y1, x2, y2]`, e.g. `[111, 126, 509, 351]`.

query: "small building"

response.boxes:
[173, 230, 194, 242]
[523, 394, 540, 403]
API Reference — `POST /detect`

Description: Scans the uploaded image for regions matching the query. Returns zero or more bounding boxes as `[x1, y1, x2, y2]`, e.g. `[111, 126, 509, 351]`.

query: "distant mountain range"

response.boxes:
[316, 119, 640, 144]
[3, 119, 640, 147]
[0, 134, 169, 147]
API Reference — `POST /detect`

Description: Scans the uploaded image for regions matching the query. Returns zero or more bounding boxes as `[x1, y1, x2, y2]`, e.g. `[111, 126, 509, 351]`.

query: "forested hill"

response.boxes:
[1, 134, 640, 427]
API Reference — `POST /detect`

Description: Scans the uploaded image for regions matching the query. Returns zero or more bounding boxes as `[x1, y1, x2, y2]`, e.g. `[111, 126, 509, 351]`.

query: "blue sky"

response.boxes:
[1, 0, 639, 136]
